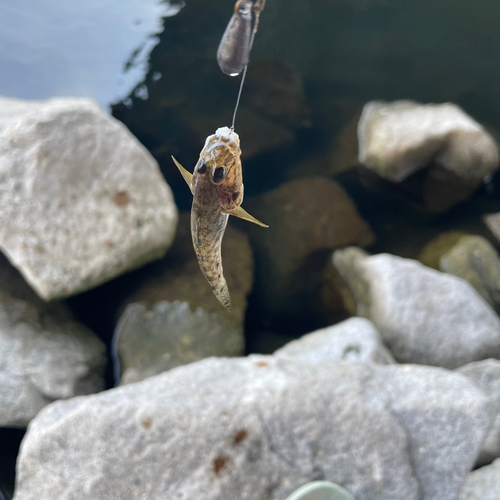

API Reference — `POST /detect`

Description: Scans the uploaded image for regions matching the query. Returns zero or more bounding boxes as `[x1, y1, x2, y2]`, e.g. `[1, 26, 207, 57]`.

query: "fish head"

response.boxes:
[193, 126, 244, 211]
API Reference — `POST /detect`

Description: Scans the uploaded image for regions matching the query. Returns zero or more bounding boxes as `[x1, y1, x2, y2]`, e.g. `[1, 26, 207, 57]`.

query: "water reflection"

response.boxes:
[0, 0, 182, 109]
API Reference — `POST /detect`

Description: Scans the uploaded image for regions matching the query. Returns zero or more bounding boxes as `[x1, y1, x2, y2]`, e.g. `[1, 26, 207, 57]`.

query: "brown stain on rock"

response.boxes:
[255, 361, 268, 367]
[142, 417, 152, 430]
[213, 455, 228, 475]
[234, 429, 248, 444]
[114, 191, 130, 207]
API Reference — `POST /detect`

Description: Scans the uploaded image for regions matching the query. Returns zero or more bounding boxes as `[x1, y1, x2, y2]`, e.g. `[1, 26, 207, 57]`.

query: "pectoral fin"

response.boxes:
[172, 156, 193, 190]
[228, 206, 269, 227]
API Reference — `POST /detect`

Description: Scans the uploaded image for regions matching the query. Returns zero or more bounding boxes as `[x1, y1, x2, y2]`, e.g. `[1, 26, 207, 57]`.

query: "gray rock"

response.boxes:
[275, 317, 395, 365]
[243, 178, 374, 329]
[114, 301, 244, 385]
[0, 96, 178, 300]
[484, 212, 500, 245]
[420, 233, 500, 309]
[358, 100, 498, 183]
[334, 249, 500, 368]
[366, 364, 490, 500]
[358, 101, 499, 212]
[458, 458, 500, 500]
[0, 255, 106, 427]
[114, 213, 253, 384]
[14, 358, 490, 500]
[457, 359, 500, 466]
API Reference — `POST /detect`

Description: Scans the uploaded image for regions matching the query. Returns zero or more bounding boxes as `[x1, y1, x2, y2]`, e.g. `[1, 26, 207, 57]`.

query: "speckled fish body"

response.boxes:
[172, 127, 267, 310]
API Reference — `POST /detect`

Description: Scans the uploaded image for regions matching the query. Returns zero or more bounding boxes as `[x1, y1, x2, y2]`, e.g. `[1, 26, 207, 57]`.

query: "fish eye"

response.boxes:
[212, 167, 227, 184]
[197, 161, 208, 174]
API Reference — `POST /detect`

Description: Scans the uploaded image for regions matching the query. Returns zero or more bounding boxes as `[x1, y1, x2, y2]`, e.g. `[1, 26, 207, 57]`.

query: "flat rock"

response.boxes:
[113, 213, 252, 384]
[275, 317, 395, 364]
[358, 100, 499, 212]
[243, 178, 374, 331]
[457, 359, 500, 466]
[420, 233, 500, 309]
[14, 358, 490, 500]
[0, 96, 177, 300]
[334, 249, 500, 368]
[458, 458, 500, 500]
[0, 255, 106, 427]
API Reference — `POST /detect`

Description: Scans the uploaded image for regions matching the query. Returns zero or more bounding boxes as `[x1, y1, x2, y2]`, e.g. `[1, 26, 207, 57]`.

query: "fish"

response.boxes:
[172, 126, 267, 310]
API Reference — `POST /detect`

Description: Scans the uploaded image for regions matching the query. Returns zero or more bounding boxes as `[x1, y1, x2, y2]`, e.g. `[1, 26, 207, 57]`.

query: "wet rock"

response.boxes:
[243, 178, 374, 332]
[419, 233, 500, 309]
[14, 358, 489, 500]
[333, 249, 500, 368]
[0, 255, 106, 427]
[114, 213, 252, 383]
[275, 317, 395, 365]
[358, 100, 499, 212]
[0, 96, 177, 300]
[458, 458, 500, 500]
[114, 301, 244, 385]
[457, 359, 500, 466]
[329, 108, 363, 175]
[484, 212, 500, 244]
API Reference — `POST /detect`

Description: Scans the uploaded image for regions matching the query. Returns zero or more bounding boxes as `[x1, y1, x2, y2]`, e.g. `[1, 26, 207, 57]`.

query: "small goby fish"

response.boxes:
[172, 126, 267, 311]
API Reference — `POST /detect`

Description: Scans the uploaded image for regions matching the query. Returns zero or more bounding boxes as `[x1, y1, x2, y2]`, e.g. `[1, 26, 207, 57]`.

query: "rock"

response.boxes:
[358, 100, 499, 212]
[367, 364, 490, 500]
[419, 233, 500, 309]
[243, 178, 374, 332]
[275, 317, 395, 365]
[484, 212, 500, 244]
[457, 359, 500, 466]
[0, 255, 106, 427]
[458, 459, 500, 500]
[14, 358, 490, 500]
[114, 301, 244, 385]
[329, 108, 363, 175]
[0, 96, 177, 300]
[113, 212, 252, 384]
[333, 249, 500, 368]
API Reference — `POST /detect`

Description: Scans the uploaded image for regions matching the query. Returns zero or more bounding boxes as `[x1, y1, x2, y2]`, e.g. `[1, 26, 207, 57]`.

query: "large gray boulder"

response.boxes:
[458, 458, 500, 500]
[334, 249, 500, 368]
[14, 358, 489, 500]
[0, 256, 106, 427]
[357, 100, 499, 212]
[358, 100, 498, 183]
[0, 96, 178, 300]
[457, 359, 500, 466]
[275, 317, 395, 364]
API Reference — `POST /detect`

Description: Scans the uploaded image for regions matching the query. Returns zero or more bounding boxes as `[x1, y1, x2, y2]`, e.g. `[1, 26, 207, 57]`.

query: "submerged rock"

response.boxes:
[484, 212, 500, 244]
[114, 301, 244, 385]
[14, 355, 491, 500]
[358, 100, 499, 212]
[419, 233, 500, 309]
[0, 96, 177, 300]
[457, 359, 500, 466]
[243, 178, 374, 331]
[113, 213, 252, 384]
[458, 458, 500, 500]
[0, 255, 106, 427]
[275, 317, 395, 365]
[334, 249, 500, 368]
